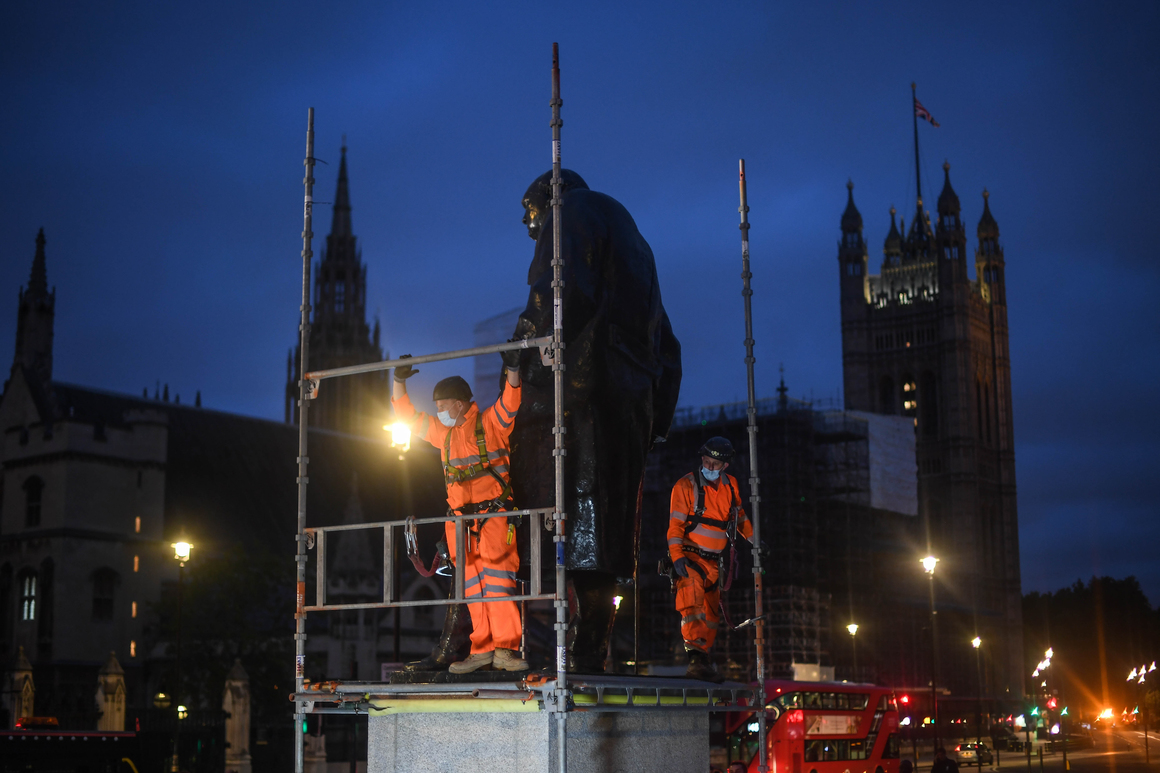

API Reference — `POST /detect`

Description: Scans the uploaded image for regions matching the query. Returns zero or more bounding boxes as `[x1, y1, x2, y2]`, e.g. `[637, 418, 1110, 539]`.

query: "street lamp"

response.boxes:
[921, 555, 941, 755]
[1129, 662, 1153, 763]
[847, 624, 859, 680]
[170, 540, 193, 773]
[971, 637, 983, 749]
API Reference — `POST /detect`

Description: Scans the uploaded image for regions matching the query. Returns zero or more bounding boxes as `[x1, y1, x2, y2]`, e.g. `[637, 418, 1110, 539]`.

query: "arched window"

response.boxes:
[879, 376, 896, 415]
[92, 568, 119, 622]
[18, 570, 37, 621]
[23, 477, 43, 528]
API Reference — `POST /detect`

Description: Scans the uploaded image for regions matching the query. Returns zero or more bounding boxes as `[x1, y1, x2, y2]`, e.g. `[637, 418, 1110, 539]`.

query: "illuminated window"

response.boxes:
[133, 555, 139, 573]
[902, 378, 917, 417]
[20, 572, 36, 621]
[135, 516, 141, 534]
[132, 601, 138, 618]
[130, 640, 137, 657]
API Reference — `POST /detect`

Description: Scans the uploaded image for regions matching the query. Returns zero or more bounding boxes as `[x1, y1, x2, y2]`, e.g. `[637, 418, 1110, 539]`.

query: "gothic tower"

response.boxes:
[838, 166, 1023, 701]
[13, 229, 55, 386]
[286, 145, 387, 436]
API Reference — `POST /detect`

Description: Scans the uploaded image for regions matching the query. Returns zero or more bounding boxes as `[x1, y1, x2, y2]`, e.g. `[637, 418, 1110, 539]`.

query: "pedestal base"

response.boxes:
[368, 710, 709, 773]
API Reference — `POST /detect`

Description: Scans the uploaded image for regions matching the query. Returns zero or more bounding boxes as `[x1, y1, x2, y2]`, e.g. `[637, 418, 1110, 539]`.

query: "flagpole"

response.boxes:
[911, 82, 923, 206]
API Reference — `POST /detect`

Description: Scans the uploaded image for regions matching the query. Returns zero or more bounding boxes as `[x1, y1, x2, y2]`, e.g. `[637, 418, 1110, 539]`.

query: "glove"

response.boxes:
[394, 354, 419, 382]
[501, 338, 523, 370]
[753, 540, 771, 565]
[673, 557, 689, 578]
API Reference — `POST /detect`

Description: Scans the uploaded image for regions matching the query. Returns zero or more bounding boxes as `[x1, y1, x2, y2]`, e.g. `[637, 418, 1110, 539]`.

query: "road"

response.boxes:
[928, 731, 1157, 773]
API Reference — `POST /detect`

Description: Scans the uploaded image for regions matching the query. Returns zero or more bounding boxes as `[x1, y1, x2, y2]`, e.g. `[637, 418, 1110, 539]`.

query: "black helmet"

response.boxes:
[432, 376, 472, 402]
[698, 436, 734, 462]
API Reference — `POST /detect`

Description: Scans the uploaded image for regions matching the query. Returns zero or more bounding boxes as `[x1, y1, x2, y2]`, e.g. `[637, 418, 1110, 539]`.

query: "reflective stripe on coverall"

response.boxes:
[393, 382, 522, 653]
[667, 471, 752, 653]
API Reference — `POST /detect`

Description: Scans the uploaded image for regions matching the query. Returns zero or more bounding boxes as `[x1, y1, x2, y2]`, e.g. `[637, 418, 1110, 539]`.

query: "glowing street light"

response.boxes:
[172, 541, 192, 565]
[921, 555, 939, 574]
[972, 636, 982, 649]
[848, 623, 859, 636]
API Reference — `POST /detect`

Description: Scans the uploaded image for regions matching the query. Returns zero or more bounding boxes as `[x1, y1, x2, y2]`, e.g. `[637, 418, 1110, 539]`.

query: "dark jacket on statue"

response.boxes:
[509, 172, 682, 577]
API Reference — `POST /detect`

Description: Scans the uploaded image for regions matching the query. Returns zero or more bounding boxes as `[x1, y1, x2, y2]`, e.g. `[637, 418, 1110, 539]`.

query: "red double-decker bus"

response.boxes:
[725, 680, 902, 773]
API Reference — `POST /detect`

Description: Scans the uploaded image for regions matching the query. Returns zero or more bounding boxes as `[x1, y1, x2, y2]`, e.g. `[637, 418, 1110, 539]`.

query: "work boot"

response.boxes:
[493, 648, 530, 672]
[402, 596, 472, 672]
[448, 651, 494, 674]
[566, 571, 618, 673]
[685, 649, 723, 682]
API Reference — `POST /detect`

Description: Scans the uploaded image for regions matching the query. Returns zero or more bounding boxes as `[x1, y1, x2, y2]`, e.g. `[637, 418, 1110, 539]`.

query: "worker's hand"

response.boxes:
[752, 540, 771, 565]
[501, 338, 524, 370]
[394, 354, 419, 382]
[673, 557, 689, 578]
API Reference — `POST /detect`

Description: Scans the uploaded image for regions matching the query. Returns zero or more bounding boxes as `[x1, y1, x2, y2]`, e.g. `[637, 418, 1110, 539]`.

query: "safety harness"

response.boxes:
[662, 470, 743, 627]
[441, 413, 516, 551]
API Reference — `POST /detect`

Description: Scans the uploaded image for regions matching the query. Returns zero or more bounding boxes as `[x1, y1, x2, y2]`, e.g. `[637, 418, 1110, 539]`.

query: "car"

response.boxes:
[954, 742, 994, 766]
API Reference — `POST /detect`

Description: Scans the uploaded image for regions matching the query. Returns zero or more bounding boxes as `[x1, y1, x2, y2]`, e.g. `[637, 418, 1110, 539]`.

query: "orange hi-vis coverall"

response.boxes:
[393, 383, 522, 654]
[668, 470, 752, 653]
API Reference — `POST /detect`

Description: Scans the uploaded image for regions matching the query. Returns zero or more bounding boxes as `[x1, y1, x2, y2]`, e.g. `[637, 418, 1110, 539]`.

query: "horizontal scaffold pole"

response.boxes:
[305, 507, 553, 534]
[304, 336, 552, 383]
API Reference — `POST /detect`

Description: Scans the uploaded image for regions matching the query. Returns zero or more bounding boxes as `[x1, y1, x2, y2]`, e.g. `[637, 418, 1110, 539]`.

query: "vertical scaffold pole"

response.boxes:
[293, 108, 316, 773]
[738, 159, 768, 773]
[550, 41, 568, 773]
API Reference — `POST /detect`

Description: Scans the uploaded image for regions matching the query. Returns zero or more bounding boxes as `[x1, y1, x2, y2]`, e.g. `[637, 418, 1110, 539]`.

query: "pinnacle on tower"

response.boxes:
[977, 188, 999, 240]
[937, 160, 961, 216]
[331, 143, 352, 239]
[884, 206, 902, 261]
[29, 228, 48, 296]
[840, 179, 863, 233]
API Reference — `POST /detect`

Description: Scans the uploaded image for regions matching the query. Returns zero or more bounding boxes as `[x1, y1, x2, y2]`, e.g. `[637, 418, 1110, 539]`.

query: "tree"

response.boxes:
[1023, 576, 1160, 715]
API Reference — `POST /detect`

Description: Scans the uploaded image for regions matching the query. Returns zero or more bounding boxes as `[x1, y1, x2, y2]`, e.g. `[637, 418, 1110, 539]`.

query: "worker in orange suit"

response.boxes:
[392, 348, 527, 673]
[668, 436, 753, 681]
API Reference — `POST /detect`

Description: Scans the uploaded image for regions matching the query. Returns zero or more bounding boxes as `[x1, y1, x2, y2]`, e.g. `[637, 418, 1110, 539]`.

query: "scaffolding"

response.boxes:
[289, 47, 768, 773]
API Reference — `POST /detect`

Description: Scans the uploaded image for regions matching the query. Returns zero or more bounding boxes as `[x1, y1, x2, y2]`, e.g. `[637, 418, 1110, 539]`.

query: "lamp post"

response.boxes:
[1128, 661, 1155, 763]
[847, 623, 859, 680]
[922, 555, 941, 759]
[384, 419, 410, 661]
[171, 540, 192, 773]
[971, 637, 983, 749]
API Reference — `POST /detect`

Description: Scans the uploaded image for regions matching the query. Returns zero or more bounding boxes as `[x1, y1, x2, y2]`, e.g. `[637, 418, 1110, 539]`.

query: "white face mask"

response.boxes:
[437, 410, 456, 427]
[701, 467, 721, 482]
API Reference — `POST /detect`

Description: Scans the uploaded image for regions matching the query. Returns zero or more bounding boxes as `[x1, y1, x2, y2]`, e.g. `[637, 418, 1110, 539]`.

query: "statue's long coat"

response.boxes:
[510, 186, 681, 577]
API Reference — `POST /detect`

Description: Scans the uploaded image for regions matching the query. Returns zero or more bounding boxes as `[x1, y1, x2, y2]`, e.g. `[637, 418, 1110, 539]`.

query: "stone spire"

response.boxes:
[977, 188, 1000, 241]
[883, 206, 902, 265]
[937, 161, 961, 218]
[330, 142, 352, 240]
[13, 229, 56, 385]
[840, 180, 863, 233]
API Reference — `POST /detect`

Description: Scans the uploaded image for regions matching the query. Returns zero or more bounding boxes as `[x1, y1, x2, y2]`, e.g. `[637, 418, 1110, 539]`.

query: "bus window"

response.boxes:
[821, 693, 837, 709]
[833, 693, 849, 710]
[778, 692, 803, 709]
[849, 694, 869, 710]
[805, 740, 823, 762]
[849, 739, 867, 760]
[804, 692, 822, 709]
[882, 733, 901, 759]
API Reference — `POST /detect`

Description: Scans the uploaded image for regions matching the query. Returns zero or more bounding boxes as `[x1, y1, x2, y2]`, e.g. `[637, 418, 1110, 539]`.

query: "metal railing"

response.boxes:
[303, 507, 557, 612]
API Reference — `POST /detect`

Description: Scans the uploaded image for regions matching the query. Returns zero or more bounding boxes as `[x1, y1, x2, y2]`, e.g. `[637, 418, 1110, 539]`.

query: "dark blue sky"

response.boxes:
[3, 1, 1158, 600]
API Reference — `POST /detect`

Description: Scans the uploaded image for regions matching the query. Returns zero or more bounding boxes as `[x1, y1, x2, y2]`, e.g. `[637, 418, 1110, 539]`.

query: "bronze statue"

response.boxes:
[510, 169, 682, 672]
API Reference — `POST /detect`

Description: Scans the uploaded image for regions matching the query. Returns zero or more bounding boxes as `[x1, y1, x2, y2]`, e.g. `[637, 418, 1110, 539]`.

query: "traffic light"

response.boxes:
[900, 694, 910, 705]
[1047, 697, 1058, 710]
[1061, 707, 1069, 716]
[1031, 707, 1039, 716]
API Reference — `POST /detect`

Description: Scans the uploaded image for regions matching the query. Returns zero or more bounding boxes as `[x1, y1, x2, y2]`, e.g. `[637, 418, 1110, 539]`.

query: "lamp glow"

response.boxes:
[385, 422, 411, 452]
[1129, 668, 1138, 681]
[847, 623, 859, 636]
[173, 542, 192, 562]
[1045, 647, 1054, 659]
[921, 555, 939, 573]
[613, 595, 623, 610]
[972, 636, 982, 649]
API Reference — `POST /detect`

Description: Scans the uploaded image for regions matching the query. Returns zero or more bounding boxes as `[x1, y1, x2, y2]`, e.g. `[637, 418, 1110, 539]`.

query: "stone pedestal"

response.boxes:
[368, 710, 708, 773]
[7, 646, 34, 729]
[222, 659, 253, 773]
